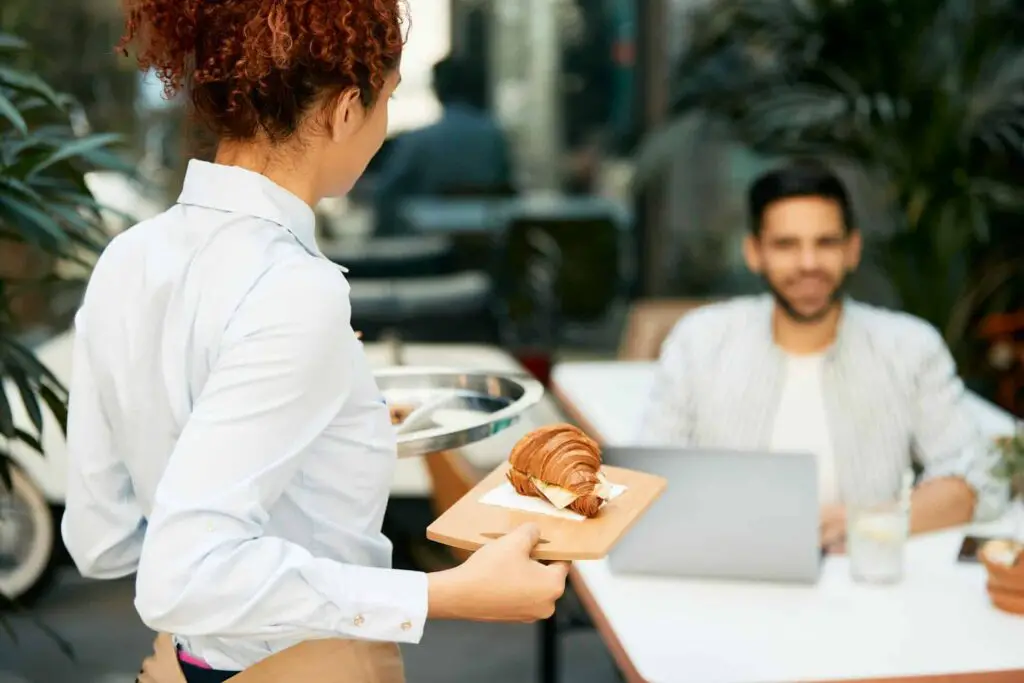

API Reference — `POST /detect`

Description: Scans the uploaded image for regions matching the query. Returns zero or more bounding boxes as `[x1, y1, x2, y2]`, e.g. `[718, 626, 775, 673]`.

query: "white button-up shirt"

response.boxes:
[61, 160, 428, 670]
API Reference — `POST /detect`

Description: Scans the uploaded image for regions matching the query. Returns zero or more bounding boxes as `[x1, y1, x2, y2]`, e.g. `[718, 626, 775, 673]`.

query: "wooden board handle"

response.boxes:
[479, 531, 551, 545]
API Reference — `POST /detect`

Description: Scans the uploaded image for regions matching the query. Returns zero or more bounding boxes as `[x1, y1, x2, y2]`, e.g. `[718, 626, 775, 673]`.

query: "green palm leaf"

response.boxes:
[0, 91, 27, 135]
[0, 30, 123, 498]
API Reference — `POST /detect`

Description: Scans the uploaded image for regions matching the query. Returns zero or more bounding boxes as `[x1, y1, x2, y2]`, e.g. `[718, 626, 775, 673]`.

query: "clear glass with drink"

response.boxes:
[847, 499, 909, 584]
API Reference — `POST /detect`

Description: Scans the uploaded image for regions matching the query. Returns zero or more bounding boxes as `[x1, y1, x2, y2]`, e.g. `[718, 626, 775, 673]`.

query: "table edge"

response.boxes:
[568, 565, 648, 683]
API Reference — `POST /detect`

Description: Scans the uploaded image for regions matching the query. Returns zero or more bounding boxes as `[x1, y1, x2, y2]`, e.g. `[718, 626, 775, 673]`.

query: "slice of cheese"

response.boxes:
[530, 471, 614, 509]
[530, 477, 579, 509]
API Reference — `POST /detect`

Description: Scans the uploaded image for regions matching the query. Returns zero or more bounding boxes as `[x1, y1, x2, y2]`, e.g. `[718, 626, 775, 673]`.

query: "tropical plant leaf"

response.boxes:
[0, 35, 28, 52]
[0, 452, 10, 492]
[27, 132, 123, 176]
[0, 91, 27, 135]
[36, 383, 68, 435]
[0, 378, 16, 440]
[0, 65, 62, 108]
[9, 365, 44, 435]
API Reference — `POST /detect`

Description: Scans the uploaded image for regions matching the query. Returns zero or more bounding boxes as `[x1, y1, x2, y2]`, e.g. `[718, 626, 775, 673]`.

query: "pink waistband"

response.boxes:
[177, 648, 212, 670]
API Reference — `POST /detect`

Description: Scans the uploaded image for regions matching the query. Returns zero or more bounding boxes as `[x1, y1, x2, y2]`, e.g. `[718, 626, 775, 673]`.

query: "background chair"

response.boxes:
[617, 298, 713, 360]
[346, 272, 496, 343]
[494, 205, 627, 382]
[321, 235, 456, 279]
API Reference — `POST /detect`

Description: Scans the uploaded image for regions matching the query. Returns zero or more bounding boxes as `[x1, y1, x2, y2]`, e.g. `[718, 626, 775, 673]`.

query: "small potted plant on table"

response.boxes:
[994, 428, 1024, 523]
[980, 428, 1024, 615]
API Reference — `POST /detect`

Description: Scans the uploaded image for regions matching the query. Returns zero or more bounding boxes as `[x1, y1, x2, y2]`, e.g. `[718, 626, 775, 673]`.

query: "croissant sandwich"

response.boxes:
[506, 423, 612, 518]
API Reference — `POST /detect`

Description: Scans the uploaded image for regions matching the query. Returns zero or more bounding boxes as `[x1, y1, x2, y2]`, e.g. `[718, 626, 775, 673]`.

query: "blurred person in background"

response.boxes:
[59, 1, 567, 682]
[372, 56, 513, 235]
[638, 160, 1006, 553]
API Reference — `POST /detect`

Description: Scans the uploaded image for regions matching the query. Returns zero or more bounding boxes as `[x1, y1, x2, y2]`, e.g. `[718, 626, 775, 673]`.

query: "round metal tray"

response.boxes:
[374, 367, 545, 457]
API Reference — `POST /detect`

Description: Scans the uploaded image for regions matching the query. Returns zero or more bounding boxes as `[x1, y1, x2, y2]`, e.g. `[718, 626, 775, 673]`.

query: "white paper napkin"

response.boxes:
[479, 479, 629, 522]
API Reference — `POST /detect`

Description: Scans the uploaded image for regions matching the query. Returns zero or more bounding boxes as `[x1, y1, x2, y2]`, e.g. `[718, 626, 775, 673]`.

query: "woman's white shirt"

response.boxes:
[60, 160, 428, 670]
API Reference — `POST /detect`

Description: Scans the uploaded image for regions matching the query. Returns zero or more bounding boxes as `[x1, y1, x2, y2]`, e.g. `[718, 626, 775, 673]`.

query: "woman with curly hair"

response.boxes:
[59, 2, 568, 682]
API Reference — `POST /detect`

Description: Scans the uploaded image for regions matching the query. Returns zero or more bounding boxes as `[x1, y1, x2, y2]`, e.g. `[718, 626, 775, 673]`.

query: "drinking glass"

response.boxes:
[847, 500, 909, 584]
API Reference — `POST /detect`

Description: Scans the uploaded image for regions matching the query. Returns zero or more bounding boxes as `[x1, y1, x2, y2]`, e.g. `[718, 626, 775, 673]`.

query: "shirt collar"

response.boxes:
[177, 160, 327, 261]
[759, 293, 854, 360]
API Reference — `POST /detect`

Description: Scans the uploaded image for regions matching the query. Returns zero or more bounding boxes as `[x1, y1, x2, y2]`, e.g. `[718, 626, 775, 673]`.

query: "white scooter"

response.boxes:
[1, 331, 77, 603]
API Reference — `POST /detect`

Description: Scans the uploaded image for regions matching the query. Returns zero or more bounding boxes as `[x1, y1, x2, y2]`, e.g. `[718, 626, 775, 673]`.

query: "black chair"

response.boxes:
[494, 204, 624, 354]
[348, 271, 497, 343]
[321, 235, 456, 279]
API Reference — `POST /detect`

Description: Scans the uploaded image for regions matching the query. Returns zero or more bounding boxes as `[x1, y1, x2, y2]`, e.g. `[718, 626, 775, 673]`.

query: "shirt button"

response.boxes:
[400, 621, 412, 631]
[353, 615, 365, 627]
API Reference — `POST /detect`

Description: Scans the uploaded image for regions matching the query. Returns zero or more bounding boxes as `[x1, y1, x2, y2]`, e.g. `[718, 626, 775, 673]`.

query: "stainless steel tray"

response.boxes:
[374, 367, 545, 457]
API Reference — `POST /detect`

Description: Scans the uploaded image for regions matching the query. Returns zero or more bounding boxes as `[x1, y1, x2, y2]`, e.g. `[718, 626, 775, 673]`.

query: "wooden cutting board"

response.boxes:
[426, 463, 667, 561]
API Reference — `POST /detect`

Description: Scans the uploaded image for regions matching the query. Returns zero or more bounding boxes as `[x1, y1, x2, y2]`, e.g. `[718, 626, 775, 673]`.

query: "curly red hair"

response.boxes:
[120, 0, 406, 141]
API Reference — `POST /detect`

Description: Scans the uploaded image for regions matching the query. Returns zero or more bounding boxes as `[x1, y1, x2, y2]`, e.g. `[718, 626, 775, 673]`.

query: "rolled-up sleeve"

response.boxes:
[910, 327, 1008, 522]
[134, 263, 428, 644]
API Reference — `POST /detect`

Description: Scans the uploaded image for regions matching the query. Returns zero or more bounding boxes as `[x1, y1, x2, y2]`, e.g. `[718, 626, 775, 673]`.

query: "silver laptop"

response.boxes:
[605, 446, 822, 584]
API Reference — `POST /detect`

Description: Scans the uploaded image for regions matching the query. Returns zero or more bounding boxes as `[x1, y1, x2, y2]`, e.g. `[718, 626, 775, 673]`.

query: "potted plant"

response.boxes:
[0, 30, 127, 609]
[994, 427, 1024, 524]
[634, 0, 1024, 361]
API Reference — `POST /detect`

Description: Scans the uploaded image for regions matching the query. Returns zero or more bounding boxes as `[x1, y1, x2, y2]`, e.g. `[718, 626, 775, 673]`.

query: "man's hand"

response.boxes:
[820, 503, 847, 554]
[909, 477, 976, 533]
[137, 633, 186, 683]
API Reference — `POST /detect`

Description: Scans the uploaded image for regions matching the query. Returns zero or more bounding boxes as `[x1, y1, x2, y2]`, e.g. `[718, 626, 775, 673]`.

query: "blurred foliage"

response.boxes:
[0, 30, 125, 513]
[637, 0, 1024, 359]
[1, 0, 137, 139]
[994, 426, 1024, 497]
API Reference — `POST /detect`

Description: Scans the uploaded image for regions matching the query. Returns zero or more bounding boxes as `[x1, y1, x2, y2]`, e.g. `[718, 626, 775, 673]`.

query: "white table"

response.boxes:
[551, 361, 1024, 683]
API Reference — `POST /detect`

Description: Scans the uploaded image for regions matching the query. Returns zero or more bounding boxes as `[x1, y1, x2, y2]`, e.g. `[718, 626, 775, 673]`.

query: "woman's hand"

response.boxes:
[136, 633, 186, 683]
[426, 524, 569, 622]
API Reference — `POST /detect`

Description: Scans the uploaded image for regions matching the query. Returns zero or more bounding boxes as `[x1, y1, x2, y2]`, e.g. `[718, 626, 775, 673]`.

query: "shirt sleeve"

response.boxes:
[133, 263, 428, 644]
[910, 326, 1008, 522]
[61, 310, 147, 579]
[635, 318, 696, 445]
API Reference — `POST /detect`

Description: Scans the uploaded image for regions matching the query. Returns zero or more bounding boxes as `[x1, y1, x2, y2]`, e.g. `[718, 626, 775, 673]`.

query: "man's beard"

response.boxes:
[765, 274, 846, 324]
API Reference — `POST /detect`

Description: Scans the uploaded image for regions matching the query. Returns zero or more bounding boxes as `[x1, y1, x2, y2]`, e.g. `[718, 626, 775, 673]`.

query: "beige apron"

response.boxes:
[229, 639, 405, 683]
[139, 634, 405, 683]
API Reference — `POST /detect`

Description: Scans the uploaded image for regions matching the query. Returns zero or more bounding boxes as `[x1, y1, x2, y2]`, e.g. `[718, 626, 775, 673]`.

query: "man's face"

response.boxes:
[743, 196, 861, 323]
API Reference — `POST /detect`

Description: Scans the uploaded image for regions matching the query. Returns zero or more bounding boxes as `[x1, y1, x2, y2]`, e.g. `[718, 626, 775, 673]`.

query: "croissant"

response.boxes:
[506, 423, 609, 518]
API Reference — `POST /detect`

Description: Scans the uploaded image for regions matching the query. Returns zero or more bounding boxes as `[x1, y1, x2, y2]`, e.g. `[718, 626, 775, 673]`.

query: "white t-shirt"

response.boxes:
[769, 353, 840, 504]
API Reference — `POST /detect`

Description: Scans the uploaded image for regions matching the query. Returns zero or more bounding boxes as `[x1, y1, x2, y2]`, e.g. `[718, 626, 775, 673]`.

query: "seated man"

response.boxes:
[638, 160, 1007, 551]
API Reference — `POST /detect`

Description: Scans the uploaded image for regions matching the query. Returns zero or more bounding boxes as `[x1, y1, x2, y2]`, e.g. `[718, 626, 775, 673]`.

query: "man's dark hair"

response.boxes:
[747, 160, 854, 236]
[432, 57, 486, 108]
